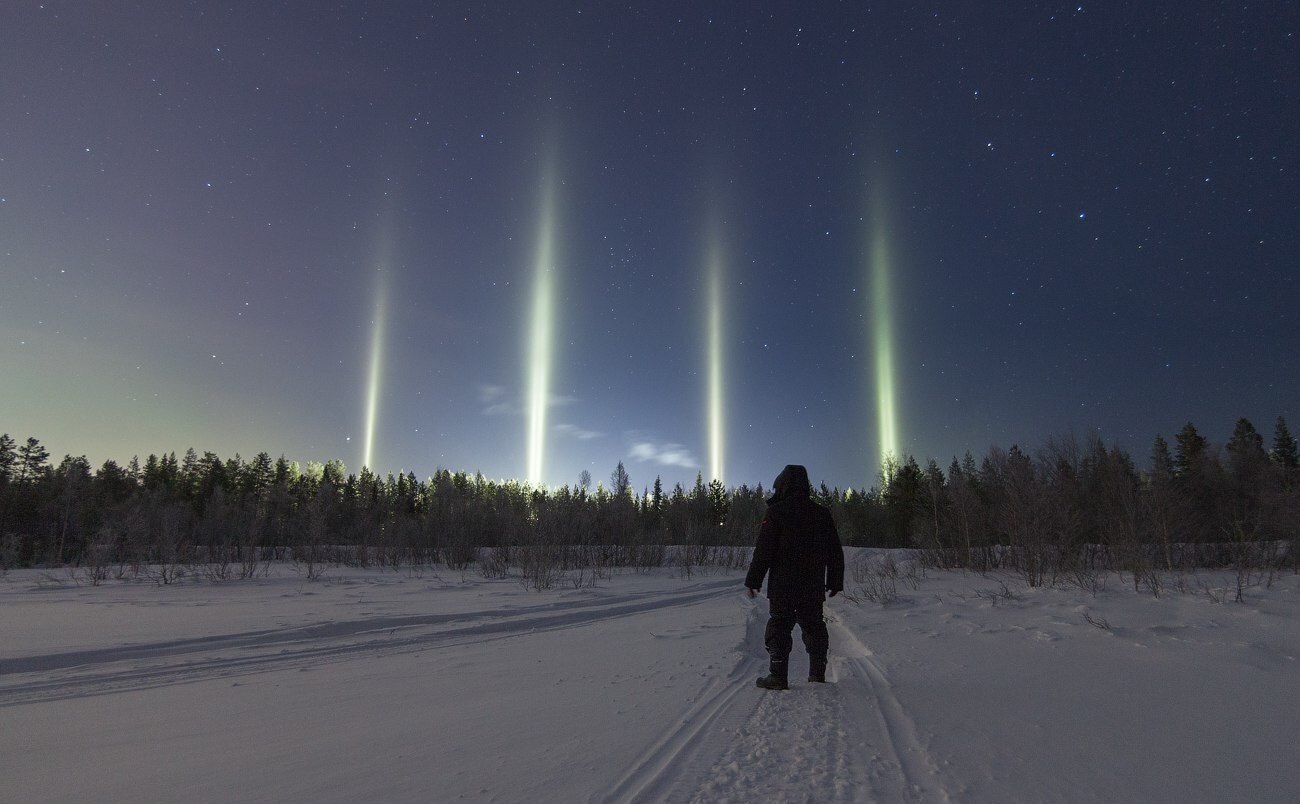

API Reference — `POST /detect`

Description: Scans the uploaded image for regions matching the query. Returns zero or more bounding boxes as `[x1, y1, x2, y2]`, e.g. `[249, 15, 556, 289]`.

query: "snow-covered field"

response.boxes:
[3, 558, 1297, 803]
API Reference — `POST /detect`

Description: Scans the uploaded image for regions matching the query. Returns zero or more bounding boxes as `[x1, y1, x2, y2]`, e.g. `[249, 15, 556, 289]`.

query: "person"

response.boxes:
[744, 464, 845, 690]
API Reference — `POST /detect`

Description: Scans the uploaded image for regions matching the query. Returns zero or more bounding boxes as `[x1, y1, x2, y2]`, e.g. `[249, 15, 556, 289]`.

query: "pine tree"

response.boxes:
[0, 434, 16, 482]
[96, 459, 135, 506]
[16, 437, 50, 483]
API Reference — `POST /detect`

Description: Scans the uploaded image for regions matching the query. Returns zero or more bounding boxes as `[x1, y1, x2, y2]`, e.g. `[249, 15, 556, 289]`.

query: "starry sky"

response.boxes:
[1, 2, 1296, 491]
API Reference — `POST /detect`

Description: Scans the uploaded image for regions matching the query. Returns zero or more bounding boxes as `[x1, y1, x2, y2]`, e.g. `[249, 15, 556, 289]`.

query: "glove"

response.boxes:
[827, 589, 839, 598]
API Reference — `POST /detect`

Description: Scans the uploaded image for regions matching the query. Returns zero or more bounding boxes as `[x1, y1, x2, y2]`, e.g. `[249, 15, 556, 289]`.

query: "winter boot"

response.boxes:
[808, 658, 827, 683]
[755, 658, 789, 691]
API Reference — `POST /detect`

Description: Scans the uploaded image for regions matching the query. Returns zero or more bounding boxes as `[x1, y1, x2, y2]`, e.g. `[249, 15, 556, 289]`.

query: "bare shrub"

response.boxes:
[478, 548, 510, 579]
[240, 545, 268, 580]
[1081, 609, 1111, 630]
[631, 542, 666, 573]
[974, 580, 1021, 606]
[849, 552, 899, 604]
[1064, 565, 1107, 596]
[1198, 577, 1228, 604]
[856, 567, 897, 604]
[517, 544, 564, 591]
[75, 543, 114, 586]
[0, 536, 20, 572]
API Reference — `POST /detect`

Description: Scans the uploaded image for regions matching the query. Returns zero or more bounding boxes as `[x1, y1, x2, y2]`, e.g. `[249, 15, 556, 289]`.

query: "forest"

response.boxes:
[1, 417, 1296, 588]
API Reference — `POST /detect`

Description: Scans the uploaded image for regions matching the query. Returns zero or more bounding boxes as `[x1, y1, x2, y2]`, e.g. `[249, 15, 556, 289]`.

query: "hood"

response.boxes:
[769, 464, 811, 504]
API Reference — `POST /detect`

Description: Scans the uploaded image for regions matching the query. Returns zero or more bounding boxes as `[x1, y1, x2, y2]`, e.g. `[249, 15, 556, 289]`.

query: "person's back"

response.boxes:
[753, 491, 841, 599]
[745, 465, 845, 690]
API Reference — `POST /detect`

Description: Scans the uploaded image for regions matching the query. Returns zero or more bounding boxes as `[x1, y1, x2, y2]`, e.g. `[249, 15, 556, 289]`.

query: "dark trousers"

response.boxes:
[764, 594, 828, 664]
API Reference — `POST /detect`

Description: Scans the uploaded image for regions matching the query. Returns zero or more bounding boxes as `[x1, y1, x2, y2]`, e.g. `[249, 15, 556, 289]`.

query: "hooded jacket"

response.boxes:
[744, 465, 845, 597]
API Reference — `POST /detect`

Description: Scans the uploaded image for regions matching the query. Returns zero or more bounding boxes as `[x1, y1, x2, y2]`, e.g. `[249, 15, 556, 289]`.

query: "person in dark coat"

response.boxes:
[745, 464, 845, 690]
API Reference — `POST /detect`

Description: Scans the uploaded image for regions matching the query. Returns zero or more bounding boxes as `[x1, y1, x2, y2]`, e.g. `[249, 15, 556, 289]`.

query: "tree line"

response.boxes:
[0, 416, 1296, 581]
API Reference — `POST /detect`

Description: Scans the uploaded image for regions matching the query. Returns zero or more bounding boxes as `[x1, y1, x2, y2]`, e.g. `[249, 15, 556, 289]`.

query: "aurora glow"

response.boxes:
[869, 192, 900, 470]
[706, 234, 725, 484]
[526, 167, 558, 487]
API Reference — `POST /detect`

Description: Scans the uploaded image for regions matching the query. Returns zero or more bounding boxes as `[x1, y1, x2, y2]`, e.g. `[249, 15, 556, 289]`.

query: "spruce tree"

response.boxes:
[1173, 422, 1207, 478]
[1272, 416, 1299, 472]
[610, 461, 631, 497]
[180, 448, 201, 502]
[650, 475, 664, 527]
[1150, 434, 1173, 482]
[160, 452, 180, 490]
[143, 454, 162, 489]
[273, 455, 292, 485]
[1225, 417, 1267, 481]
[247, 452, 274, 498]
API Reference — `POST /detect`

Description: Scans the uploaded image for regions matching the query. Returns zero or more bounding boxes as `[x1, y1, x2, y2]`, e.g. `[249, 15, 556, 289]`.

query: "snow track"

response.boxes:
[0, 578, 737, 706]
[602, 598, 950, 803]
[830, 614, 950, 803]
[595, 594, 765, 803]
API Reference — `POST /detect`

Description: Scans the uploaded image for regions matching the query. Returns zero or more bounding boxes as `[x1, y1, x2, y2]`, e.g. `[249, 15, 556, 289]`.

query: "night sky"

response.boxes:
[2, 2, 1296, 491]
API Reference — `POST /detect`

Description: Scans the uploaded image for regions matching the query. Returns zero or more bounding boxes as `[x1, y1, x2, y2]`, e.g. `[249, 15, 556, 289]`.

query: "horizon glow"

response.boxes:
[526, 167, 558, 487]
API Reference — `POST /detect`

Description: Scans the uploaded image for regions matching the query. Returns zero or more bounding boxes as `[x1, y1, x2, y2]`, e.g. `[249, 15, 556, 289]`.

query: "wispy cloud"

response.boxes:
[480, 385, 578, 416]
[479, 385, 512, 415]
[555, 423, 603, 440]
[628, 441, 699, 468]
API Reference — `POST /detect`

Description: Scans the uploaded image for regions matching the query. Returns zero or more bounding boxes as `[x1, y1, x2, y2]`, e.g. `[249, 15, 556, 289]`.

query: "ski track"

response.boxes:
[605, 599, 951, 804]
[594, 594, 765, 804]
[831, 617, 950, 803]
[0, 578, 738, 707]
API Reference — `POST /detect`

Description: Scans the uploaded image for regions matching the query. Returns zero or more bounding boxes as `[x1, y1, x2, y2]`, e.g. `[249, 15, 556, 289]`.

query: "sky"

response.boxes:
[1, 2, 1296, 492]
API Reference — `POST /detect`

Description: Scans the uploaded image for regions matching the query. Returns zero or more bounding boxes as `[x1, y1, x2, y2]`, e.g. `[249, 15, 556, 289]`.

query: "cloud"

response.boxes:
[480, 385, 578, 416]
[479, 385, 513, 415]
[555, 423, 603, 440]
[628, 441, 699, 468]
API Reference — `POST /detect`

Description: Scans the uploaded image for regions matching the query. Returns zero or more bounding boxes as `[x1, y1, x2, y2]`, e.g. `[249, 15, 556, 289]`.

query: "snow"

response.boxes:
[2, 558, 1297, 803]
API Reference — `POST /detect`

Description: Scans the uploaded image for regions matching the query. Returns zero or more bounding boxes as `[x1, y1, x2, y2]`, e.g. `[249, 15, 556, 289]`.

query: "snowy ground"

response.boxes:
[2, 559, 1297, 803]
